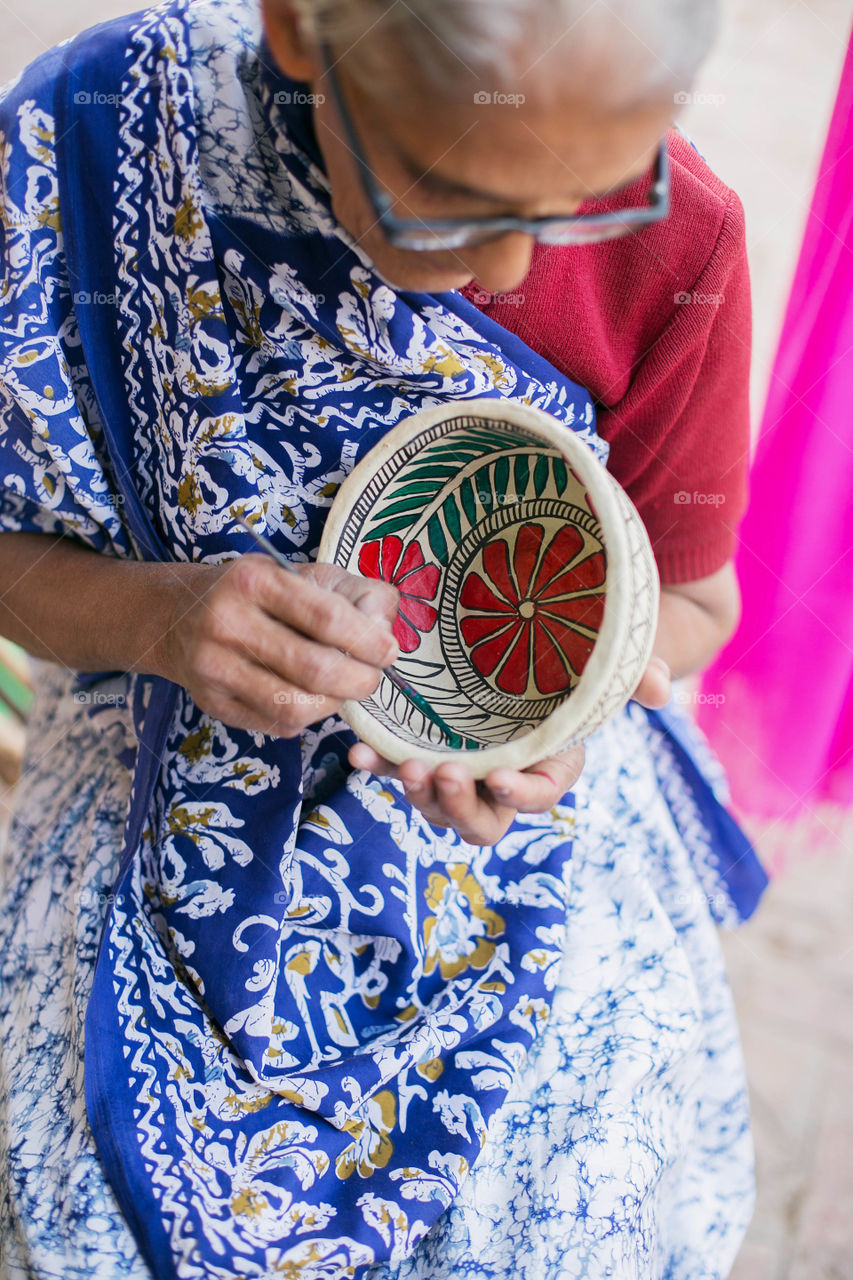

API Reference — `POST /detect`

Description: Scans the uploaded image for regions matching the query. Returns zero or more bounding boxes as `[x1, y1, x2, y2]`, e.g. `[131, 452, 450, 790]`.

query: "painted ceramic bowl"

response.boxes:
[318, 400, 659, 778]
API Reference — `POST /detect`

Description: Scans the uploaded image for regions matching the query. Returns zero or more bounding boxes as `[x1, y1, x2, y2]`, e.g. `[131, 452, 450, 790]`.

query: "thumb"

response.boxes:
[633, 655, 672, 708]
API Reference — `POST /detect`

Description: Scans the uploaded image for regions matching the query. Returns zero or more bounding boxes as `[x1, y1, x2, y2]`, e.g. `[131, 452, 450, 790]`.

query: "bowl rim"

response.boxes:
[317, 398, 645, 777]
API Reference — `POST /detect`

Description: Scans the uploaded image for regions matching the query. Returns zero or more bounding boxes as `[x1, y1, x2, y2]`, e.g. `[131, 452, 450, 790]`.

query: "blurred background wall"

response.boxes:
[1, 3, 852, 1278]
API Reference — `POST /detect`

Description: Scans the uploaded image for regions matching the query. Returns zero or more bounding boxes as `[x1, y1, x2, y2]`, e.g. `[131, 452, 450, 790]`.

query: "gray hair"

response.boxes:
[292, 0, 719, 102]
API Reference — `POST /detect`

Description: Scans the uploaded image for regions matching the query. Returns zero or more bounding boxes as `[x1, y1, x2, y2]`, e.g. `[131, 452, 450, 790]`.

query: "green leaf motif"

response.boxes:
[494, 454, 510, 505]
[427, 513, 448, 564]
[439, 448, 493, 466]
[442, 492, 462, 545]
[478, 466, 496, 517]
[363, 431, 554, 543]
[513, 453, 530, 500]
[460, 475, 477, 525]
[368, 494, 436, 523]
[392, 479, 449, 497]
[533, 453, 549, 497]
[364, 513, 418, 538]
[396, 464, 460, 482]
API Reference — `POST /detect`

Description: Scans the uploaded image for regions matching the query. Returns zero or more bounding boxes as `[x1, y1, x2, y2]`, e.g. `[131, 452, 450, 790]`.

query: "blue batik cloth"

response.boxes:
[0, 2, 767, 1277]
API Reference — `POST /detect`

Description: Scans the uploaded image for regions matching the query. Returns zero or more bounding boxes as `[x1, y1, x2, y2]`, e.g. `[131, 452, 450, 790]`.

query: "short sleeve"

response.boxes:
[596, 189, 752, 585]
[0, 58, 135, 557]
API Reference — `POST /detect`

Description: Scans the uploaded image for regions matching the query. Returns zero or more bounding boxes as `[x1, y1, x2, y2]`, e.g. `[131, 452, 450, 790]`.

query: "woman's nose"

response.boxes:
[460, 232, 536, 296]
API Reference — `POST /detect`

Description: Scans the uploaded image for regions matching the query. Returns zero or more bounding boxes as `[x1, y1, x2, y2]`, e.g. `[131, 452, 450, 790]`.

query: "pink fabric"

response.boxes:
[698, 30, 853, 819]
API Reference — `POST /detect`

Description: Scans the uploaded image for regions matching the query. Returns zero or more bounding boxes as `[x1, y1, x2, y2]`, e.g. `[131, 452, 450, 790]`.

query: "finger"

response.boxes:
[216, 602, 389, 702]
[349, 750, 515, 844]
[348, 741, 400, 776]
[429, 763, 514, 845]
[199, 691, 271, 736]
[633, 655, 671, 709]
[235, 554, 399, 668]
[347, 745, 448, 819]
[196, 681, 325, 739]
[309, 562, 400, 627]
[399, 758, 438, 811]
[347, 746, 439, 808]
[347, 747, 499, 837]
[200, 653, 344, 734]
[486, 743, 586, 811]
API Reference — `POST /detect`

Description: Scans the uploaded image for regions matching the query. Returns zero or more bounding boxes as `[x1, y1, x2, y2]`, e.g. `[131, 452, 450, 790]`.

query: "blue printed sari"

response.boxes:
[0, 2, 767, 1277]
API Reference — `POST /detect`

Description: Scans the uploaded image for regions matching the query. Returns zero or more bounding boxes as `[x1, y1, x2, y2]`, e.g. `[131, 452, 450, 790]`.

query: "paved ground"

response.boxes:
[1, 1, 852, 1277]
[722, 817, 853, 1280]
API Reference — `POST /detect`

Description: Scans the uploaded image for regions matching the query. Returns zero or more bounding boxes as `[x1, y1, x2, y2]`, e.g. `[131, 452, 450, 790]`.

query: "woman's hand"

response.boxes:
[346, 651, 672, 845]
[349, 562, 739, 848]
[162, 554, 400, 738]
[348, 738, 587, 846]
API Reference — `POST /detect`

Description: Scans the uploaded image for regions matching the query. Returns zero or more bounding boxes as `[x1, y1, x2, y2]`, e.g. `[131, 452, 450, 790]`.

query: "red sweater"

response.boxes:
[461, 126, 752, 586]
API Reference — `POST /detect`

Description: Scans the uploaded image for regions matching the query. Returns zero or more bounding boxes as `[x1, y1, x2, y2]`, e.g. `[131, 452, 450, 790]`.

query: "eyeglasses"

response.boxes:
[319, 44, 671, 252]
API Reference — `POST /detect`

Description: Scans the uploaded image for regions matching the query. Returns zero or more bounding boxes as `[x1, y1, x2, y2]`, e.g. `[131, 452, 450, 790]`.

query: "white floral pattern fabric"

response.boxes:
[1, 670, 757, 1280]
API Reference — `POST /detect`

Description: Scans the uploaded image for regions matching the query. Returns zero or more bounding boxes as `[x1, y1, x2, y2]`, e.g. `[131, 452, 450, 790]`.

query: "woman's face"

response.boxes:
[262, 5, 676, 295]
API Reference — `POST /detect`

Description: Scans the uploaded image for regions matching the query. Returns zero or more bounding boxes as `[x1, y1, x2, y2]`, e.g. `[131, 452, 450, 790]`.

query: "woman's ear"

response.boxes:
[260, 0, 322, 83]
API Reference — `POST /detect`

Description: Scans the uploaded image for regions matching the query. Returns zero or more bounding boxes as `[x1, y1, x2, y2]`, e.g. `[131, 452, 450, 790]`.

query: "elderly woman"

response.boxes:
[0, 0, 767, 1276]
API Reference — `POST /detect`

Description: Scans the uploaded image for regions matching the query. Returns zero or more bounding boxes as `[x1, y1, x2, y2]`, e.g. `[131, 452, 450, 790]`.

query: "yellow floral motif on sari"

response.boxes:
[423, 865, 506, 980]
[335, 1090, 397, 1181]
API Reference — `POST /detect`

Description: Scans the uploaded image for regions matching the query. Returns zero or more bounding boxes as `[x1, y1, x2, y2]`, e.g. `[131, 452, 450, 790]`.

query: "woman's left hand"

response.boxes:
[347, 654, 672, 845]
[348, 738, 587, 846]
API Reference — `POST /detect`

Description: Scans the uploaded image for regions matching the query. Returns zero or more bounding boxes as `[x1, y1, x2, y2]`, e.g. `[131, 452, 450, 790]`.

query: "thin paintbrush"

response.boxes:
[234, 515, 478, 750]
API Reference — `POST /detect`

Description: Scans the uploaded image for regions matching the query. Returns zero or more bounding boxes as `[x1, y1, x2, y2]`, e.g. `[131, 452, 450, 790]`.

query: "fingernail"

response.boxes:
[492, 786, 511, 798]
[437, 777, 460, 795]
[652, 656, 671, 679]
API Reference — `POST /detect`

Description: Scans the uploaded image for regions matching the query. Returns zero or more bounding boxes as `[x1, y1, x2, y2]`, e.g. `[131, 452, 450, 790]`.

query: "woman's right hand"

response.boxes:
[161, 553, 400, 738]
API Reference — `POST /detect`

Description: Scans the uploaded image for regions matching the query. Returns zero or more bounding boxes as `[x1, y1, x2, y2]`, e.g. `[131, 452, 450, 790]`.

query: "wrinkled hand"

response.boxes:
[166, 549, 673, 845]
[348, 654, 672, 846]
[348, 738, 587, 847]
[165, 553, 399, 737]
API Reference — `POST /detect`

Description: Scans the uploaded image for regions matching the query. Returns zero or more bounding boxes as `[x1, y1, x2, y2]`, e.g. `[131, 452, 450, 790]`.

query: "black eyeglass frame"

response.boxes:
[319, 43, 671, 251]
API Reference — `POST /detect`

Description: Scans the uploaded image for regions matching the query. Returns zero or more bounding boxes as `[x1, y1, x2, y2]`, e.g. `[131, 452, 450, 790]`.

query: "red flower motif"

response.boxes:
[460, 523, 606, 696]
[358, 536, 440, 653]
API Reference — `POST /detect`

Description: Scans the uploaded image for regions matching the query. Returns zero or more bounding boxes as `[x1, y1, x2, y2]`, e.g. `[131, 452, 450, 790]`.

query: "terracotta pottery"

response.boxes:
[317, 400, 659, 777]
